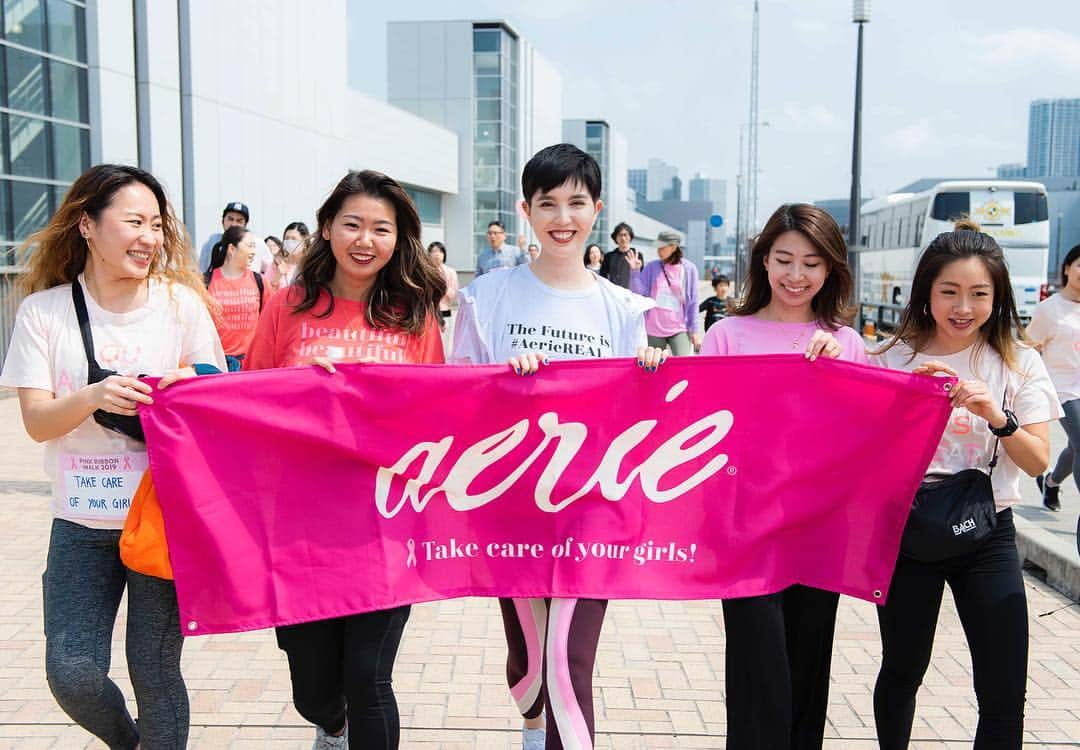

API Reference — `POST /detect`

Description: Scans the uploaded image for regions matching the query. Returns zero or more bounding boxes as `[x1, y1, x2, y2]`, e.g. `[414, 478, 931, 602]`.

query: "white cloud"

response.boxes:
[976, 28, 1080, 73]
[883, 120, 934, 154]
[783, 103, 839, 129]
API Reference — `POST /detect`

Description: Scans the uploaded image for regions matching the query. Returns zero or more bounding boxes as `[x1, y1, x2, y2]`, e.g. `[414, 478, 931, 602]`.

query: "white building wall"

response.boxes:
[90, 1, 456, 253]
[521, 43, 563, 161]
[607, 126, 630, 238]
[87, 2, 138, 166]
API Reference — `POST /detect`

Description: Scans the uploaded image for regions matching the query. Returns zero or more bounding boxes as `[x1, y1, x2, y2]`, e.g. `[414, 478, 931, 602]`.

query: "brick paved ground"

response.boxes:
[0, 396, 1077, 749]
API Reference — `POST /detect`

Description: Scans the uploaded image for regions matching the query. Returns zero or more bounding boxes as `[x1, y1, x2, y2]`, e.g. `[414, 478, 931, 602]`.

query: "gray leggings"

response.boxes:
[43, 519, 188, 749]
[1049, 398, 1080, 494]
[647, 332, 694, 356]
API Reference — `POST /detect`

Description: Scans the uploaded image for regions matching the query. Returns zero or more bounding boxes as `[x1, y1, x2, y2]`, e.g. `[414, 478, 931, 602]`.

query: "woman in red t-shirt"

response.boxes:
[245, 170, 445, 749]
[205, 226, 269, 370]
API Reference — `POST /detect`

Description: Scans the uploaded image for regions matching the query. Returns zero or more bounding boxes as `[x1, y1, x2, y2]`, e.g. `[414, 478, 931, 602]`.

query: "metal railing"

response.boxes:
[859, 301, 905, 336]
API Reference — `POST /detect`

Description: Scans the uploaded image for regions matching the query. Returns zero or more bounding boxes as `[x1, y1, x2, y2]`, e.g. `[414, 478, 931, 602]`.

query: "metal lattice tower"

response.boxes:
[747, 0, 761, 240]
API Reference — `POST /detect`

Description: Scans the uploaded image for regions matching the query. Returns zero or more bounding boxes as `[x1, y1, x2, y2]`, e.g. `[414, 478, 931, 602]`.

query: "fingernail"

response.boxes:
[515, 367, 521, 375]
[542, 357, 550, 365]
[637, 360, 644, 367]
[810, 355, 817, 362]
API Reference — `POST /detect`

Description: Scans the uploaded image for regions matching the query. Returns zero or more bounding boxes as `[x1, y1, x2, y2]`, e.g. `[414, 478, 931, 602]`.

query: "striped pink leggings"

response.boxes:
[499, 597, 607, 750]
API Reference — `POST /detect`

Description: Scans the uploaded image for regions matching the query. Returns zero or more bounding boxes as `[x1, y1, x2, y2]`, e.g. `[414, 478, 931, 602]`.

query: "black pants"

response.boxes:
[276, 606, 410, 749]
[722, 585, 839, 750]
[874, 508, 1027, 749]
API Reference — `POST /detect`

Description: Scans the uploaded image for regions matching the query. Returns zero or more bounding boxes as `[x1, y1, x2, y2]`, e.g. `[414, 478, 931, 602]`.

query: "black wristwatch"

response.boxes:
[989, 409, 1019, 437]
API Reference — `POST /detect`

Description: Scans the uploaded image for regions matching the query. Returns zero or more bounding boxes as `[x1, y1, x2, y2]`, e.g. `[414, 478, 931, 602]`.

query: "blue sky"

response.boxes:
[348, 0, 1080, 221]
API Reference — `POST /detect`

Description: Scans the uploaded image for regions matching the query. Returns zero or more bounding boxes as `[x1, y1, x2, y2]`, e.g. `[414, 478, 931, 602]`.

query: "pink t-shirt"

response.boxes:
[700, 314, 870, 363]
[645, 262, 685, 338]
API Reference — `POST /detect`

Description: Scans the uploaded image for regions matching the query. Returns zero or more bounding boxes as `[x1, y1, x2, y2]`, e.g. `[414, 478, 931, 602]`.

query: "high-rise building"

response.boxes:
[0, 0, 459, 362]
[562, 119, 628, 248]
[388, 20, 563, 270]
[688, 173, 727, 243]
[1027, 98, 1080, 177]
[628, 169, 647, 206]
[646, 158, 679, 202]
[996, 163, 1027, 179]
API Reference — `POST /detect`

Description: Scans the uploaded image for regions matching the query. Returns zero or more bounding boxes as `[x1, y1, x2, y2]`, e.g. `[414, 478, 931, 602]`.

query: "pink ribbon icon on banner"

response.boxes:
[406, 539, 417, 568]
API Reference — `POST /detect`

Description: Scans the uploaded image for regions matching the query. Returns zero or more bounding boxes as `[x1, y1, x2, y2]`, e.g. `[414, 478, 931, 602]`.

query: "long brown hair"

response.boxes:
[730, 203, 853, 329]
[876, 227, 1024, 370]
[18, 164, 205, 301]
[293, 170, 445, 334]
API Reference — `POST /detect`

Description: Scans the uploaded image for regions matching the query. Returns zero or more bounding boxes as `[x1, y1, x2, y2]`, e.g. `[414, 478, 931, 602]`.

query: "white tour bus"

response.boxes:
[853, 180, 1049, 330]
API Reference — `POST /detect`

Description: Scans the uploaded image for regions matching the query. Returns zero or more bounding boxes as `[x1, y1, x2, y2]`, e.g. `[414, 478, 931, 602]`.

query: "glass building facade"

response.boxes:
[583, 121, 608, 248]
[1027, 99, 1080, 178]
[472, 23, 518, 259]
[1, 0, 89, 266]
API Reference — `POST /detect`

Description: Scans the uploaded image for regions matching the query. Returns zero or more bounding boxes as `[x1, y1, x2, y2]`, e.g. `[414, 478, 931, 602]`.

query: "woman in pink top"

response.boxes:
[426, 241, 458, 330]
[700, 203, 867, 750]
[631, 231, 700, 355]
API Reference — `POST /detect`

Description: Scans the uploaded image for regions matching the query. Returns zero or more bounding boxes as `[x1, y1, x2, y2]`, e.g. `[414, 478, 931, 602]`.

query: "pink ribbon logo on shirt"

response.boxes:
[140, 356, 952, 636]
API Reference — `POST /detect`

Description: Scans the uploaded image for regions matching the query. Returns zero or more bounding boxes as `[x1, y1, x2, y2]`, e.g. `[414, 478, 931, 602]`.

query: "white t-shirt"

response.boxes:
[451, 264, 653, 364]
[0, 276, 226, 529]
[873, 342, 1061, 509]
[1025, 292, 1080, 403]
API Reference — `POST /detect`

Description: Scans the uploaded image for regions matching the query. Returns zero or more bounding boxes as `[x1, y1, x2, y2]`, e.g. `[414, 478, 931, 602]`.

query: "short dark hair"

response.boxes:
[522, 143, 601, 203]
[611, 222, 634, 242]
[1061, 244, 1080, 286]
[712, 274, 730, 287]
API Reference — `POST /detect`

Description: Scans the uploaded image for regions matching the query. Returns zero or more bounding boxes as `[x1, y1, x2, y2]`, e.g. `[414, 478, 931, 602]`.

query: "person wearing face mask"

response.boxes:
[205, 226, 270, 371]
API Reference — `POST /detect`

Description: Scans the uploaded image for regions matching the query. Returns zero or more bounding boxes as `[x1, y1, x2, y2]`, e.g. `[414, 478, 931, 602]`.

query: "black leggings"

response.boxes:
[276, 606, 410, 749]
[874, 508, 1027, 749]
[722, 585, 839, 750]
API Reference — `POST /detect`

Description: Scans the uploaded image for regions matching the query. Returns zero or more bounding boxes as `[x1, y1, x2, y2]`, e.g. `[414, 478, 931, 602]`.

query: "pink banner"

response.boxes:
[140, 356, 952, 636]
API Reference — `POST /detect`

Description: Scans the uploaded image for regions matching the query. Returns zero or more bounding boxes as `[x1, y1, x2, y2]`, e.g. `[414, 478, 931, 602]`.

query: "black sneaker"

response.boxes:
[1042, 477, 1062, 511]
[1036, 474, 1045, 493]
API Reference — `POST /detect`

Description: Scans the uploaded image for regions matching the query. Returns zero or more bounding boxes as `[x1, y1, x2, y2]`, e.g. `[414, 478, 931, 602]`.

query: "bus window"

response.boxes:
[1014, 192, 1048, 225]
[931, 192, 970, 221]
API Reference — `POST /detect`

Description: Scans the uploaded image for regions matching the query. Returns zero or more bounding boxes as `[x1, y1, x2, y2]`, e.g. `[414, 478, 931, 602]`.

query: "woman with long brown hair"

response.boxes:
[700, 203, 867, 749]
[0, 164, 225, 749]
[872, 222, 1059, 748]
[245, 170, 445, 749]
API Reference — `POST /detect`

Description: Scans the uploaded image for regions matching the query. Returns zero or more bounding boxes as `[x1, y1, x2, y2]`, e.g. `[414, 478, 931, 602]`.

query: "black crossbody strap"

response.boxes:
[70, 280, 101, 371]
[987, 385, 1008, 475]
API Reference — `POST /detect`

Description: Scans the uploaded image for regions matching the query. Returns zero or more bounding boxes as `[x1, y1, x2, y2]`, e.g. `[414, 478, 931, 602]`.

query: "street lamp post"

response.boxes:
[848, 1, 870, 252]
[734, 121, 769, 287]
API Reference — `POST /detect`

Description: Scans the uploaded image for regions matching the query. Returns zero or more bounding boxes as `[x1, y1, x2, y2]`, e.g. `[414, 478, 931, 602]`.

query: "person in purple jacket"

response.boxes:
[631, 230, 701, 354]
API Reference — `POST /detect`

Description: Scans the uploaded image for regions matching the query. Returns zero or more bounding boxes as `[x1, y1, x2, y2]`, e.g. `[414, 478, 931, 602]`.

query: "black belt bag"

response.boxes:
[900, 390, 1006, 563]
[71, 281, 146, 443]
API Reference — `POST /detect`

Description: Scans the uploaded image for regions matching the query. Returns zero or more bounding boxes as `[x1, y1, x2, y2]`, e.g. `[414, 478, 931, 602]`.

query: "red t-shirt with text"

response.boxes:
[244, 287, 444, 369]
[207, 268, 269, 356]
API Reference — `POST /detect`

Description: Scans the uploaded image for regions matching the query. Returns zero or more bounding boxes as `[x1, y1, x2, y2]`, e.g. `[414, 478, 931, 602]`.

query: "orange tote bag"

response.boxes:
[119, 470, 174, 580]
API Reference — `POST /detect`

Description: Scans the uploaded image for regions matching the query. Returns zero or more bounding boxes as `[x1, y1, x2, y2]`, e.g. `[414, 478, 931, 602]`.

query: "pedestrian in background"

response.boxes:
[599, 221, 641, 288]
[527, 243, 541, 263]
[476, 220, 527, 276]
[246, 170, 445, 750]
[205, 225, 269, 371]
[1026, 242, 1080, 512]
[198, 201, 273, 275]
[701, 203, 863, 750]
[584, 243, 603, 272]
[427, 240, 458, 332]
[632, 230, 701, 355]
[0, 164, 225, 750]
[872, 220, 1058, 749]
[699, 274, 731, 332]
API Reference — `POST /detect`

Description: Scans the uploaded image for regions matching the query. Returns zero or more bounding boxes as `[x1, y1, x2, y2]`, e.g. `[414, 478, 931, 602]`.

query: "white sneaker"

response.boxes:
[312, 724, 348, 750]
[522, 726, 546, 750]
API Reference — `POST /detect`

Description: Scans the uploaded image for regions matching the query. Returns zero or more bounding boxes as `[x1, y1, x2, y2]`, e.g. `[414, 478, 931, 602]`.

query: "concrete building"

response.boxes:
[689, 173, 727, 245]
[388, 19, 562, 272]
[0, 0, 459, 361]
[1028, 98, 1080, 178]
[645, 158, 679, 202]
[636, 199, 715, 272]
[628, 168, 647, 207]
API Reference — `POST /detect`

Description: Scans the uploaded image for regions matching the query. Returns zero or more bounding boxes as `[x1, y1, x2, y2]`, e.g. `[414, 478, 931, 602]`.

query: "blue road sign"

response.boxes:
[710, 214, 723, 227]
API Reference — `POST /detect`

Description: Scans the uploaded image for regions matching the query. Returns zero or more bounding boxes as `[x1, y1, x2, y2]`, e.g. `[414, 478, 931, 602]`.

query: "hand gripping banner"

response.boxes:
[140, 355, 952, 635]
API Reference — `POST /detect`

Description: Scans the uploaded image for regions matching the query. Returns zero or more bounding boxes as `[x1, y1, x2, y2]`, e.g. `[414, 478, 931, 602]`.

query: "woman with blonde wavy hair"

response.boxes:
[0, 164, 225, 749]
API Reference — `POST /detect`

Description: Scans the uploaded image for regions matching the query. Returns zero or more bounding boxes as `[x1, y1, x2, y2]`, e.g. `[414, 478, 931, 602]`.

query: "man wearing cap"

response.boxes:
[197, 202, 273, 274]
[630, 229, 701, 355]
